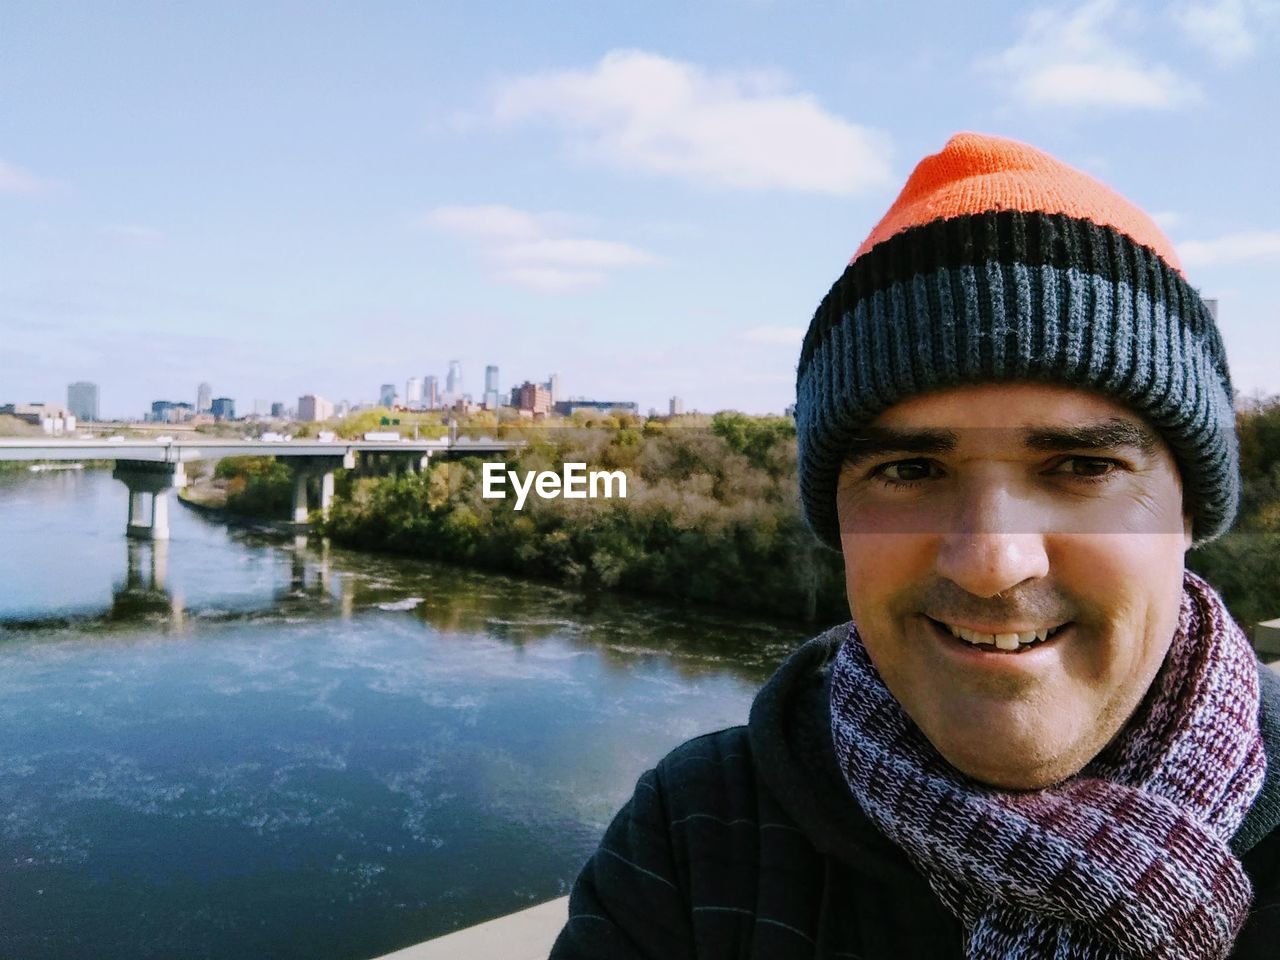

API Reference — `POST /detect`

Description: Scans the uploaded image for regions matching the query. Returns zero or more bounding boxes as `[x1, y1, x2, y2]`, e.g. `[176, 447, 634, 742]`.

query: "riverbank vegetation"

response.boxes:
[205, 401, 1280, 630]
[323, 412, 848, 623]
[1185, 394, 1280, 631]
[212, 456, 293, 516]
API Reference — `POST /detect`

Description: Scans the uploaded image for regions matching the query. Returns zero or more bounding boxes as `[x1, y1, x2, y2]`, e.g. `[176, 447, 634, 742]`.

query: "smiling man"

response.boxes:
[551, 134, 1280, 959]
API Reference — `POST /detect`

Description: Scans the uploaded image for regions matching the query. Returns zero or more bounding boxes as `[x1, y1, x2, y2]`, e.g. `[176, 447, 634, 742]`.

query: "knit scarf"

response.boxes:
[829, 571, 1265, 960]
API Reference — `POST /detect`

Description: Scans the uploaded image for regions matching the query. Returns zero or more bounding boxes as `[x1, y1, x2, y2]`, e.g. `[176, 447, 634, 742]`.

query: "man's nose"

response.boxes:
[933, 484, 1050, 599]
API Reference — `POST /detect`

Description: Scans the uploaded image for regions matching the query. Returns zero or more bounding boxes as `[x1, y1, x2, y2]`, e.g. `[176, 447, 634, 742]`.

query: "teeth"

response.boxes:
[940, 620, 1064, 650]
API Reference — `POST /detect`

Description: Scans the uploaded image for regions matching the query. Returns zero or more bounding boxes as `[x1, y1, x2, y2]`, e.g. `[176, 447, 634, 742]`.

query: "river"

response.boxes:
[0, 468, 811, 959]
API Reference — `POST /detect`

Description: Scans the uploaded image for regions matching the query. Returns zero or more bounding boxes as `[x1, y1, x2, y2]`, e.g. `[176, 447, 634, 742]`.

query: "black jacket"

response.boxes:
[550, 624, 1280, 959]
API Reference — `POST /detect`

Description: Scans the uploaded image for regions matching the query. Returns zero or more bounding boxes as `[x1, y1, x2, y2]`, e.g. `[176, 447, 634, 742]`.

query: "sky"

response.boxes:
[1, 0, 1278, 419]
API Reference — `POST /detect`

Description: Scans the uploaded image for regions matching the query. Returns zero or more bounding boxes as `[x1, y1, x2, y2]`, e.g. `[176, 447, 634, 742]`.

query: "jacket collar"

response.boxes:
[1232, 661, 1280, 856]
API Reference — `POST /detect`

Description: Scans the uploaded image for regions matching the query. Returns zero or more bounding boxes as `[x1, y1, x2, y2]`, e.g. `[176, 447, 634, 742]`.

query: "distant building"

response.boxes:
[67, 382, 99, 421]
[297, 395, 334, 421]
[446, 360, 463, 400]
[553, 399, 640, 417]
[544, 373, 560, 404]
[335, 400, 350, 418]
[424, 375, 439, 410]
[483, 365, 501, 411]
[1, 402, 76, 435]
[252, 399, 268, 417]
[405, 377, 422, 408]
[379, 383, 397, 407]
[196, 382, 212, 414]
[210, 397, 236, 421]
[150, 400, 194, 423]
[669, 396, 684, 416]
[513, 381, 552, 416]
[270, 402, 286, 418]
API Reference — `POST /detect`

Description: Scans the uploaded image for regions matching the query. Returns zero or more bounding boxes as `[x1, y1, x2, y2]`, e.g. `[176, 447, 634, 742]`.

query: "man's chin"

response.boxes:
[927, 734, 1089, 791]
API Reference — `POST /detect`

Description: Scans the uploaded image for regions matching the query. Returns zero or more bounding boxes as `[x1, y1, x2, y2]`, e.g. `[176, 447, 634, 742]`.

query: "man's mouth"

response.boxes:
[926, 616, 1072, 653]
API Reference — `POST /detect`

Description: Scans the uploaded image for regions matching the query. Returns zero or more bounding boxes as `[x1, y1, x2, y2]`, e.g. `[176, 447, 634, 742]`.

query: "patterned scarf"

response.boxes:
[829, 571, 1265, 960]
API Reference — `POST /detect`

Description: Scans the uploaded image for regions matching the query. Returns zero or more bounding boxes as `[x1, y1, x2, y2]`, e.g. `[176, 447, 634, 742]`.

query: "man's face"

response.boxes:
[834, 383, 1192, 790]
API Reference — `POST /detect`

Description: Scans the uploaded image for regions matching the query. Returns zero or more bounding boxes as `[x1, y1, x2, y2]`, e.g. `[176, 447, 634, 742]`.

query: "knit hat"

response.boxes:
[795, 132, 1238, 550]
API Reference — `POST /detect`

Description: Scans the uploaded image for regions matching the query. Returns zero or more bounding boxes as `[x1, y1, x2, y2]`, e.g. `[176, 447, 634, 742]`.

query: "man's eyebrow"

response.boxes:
[841, 427, 958, 467]
[1022, 418, 1161, 457]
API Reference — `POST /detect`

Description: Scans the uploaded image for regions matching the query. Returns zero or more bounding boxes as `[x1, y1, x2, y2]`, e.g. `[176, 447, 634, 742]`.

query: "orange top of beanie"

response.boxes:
[852, 132, 1183, 274]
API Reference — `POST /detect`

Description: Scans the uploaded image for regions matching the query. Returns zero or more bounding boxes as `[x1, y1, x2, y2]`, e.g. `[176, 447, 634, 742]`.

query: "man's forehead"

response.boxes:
[871, 382, 1144, 428]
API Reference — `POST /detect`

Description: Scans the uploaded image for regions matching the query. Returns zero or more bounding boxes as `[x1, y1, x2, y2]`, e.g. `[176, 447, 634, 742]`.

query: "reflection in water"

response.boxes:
[110, 540, 185, 626]
[0, 469, 817, 960]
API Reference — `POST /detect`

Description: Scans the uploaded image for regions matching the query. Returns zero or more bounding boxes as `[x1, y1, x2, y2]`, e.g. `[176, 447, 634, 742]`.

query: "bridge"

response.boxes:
[0, 436, 522, 539]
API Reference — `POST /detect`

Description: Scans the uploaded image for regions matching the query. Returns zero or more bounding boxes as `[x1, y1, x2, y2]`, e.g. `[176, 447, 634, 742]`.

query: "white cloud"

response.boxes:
[983, 0, 1201, 110]
[424, 204, 551, 241]
[495, 238, 654, 269]
[491, 49, 893, 195]
[1150, 210, 1185, 231]
[101, 224, 166, 246]
[0, 158, 57, 195]
[496, 267, 605, 293]
[1178, 230, 1280, 266]
[1174, 0, 1277, 64]
[741, 325, 805, 345]
[423, 203, 656, 294]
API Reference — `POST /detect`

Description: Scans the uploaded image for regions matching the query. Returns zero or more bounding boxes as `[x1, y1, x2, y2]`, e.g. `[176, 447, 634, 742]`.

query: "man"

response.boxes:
[550, 133, 1280, 958]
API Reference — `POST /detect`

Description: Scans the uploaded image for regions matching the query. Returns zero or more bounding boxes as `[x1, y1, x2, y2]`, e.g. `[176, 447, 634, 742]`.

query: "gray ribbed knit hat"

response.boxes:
[795, 132, 1238, 550]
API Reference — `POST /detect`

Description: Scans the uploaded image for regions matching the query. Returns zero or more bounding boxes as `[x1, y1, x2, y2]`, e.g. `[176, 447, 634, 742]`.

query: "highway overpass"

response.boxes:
[0, 437, 522, 539]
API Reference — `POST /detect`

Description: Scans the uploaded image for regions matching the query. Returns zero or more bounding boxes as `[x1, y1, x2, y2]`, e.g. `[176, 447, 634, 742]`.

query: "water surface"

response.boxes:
[0, 469, 810, 959]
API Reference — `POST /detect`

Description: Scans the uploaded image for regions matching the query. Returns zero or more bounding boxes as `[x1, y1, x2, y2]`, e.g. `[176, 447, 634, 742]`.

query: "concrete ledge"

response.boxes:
[372, 897, 567, 960]
[1256, 619, 1280, 659]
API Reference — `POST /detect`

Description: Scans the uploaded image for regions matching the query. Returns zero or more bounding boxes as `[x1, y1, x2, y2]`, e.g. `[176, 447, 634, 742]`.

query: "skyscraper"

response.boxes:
[484, 365, 500, 410]
[405, 377, 423, 407]
[669, 396, 684, 416]
[379, 383, 397, 407]
[196, 382, 212, 414]
[446, 360, 463, 398]
[298, 395, 334, 421]
[544, 373, 560, 404]
[424, 376, 439, 410]
[67, 381, 99, 421]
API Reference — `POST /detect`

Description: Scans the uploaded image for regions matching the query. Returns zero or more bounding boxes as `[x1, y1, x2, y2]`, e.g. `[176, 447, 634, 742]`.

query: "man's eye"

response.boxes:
[1056, 457, 1120, 480]
[875, 459, 936, 485]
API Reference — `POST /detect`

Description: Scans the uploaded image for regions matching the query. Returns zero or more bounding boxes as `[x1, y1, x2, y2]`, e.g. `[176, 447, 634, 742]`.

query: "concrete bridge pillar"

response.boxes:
[291, 470, 310, 524]
[113, 460, 187, 540]
[320, 470, 336, 516]
[287, 453, 355, 524]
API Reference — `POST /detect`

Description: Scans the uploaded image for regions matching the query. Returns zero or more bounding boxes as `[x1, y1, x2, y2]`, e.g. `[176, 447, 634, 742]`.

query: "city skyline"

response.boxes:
[3, 4, 1278, 419]
[34, 359, 607, 422]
